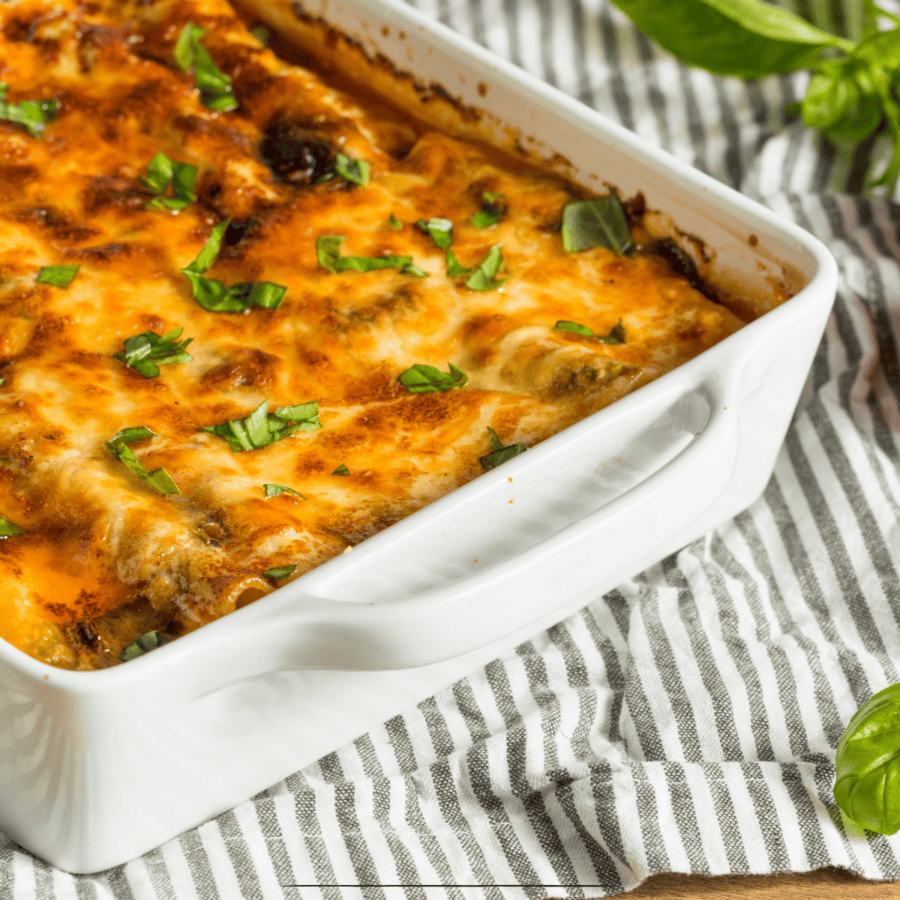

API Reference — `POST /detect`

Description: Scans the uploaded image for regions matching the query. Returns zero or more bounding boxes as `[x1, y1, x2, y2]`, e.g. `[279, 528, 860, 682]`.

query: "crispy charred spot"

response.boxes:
[66, 242, 141, 262]
[644, 238, 719, 302]
[14, 207, 98, 242]
[63, 618, 99, 649]
[200, 347, 281, 390]
[223, 218, 258, 247]
[83, 175, 150, 216]
[259, 119, 335, 185]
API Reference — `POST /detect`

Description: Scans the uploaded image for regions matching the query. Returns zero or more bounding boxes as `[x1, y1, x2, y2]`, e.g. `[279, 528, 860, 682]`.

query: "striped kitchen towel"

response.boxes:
[5, 0, 900, 895]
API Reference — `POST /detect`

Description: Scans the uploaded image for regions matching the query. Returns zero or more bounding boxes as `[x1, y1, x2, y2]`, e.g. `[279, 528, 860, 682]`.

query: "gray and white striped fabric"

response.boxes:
[6, 0, 900, 895]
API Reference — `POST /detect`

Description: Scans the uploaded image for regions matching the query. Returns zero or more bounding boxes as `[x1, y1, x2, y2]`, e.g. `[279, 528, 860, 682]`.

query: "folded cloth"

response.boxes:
[6, 0, 900, 895]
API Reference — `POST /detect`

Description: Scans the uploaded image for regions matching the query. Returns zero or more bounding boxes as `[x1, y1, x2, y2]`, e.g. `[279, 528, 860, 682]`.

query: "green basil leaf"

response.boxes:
[316, 235, 423, 276]
[334, 152, 370, 186]
[471, 192, 505, 228]
[398, 362, 469, 393]
[417, 217, 453, 250]
[0, 83, 58, 137]
[202, 399, 321, 452]
[140, 152, 175, 194]
[554, 319, 626, 343]
[0, 517, 24, 537]
[561, 197, 632, 255]
[37, 265, 79, 288]
[479, 427, 527, 471]
[400, 263, 429, 278]
[603, 320, 627, 345]
[105, 428, 180, 495]
[250, 25, 270, 45]
[607, 0, 850, 78]
[388, 214, 403, 230]
[264, 483, 302, 498]
[173, 22, 237, 112]
[465, 246, 508, 291]
[114, 327, 193, 378]
[554, 320, 594, 337]
[332, 464, 350, 476]
[835, 682, 900, 834]
[184, 220, 229, 275]
[445, 249, 472, 276]
[802, 67, 857, 129]
[119, 630, 170, 662]
[264, 564, 296, 580]
[141, 153, 198, 210]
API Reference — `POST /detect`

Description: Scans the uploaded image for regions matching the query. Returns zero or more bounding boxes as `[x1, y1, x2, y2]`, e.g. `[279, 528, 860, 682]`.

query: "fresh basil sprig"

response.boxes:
[316, 235, 428, 277]
[471, 192, 505, 228]
[554, 319, 626, 344]
[120, 630, 170, 662]
[174, 22, 238, 112]
[0, 517, 24, 537]
[140, 153, 198, 211]
[561, 197, 632, 255]
[834, 682, 900, 834]
[182, 220, 287, 312]
[0, 83, 58, 137]
[201, 399, 321, 452]
[607, 0, 900, 187]
[106, 427, 180, 495]
[114, 327, 193, 378]
[37, 265, 79, 288]
[479, 427, 527, 471]
[398, 363, 469, 393]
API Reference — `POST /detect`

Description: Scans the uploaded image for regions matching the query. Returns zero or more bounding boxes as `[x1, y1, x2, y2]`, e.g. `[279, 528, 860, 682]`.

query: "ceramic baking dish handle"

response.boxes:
[181, 377, 739, 682]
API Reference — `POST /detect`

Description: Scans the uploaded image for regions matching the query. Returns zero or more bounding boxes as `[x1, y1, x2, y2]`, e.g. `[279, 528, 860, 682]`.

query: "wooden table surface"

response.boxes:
[581, 868, 900, 898]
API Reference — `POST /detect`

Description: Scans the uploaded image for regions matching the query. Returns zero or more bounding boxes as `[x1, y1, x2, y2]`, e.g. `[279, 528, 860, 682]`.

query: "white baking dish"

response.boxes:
[0, 0, 837, 873]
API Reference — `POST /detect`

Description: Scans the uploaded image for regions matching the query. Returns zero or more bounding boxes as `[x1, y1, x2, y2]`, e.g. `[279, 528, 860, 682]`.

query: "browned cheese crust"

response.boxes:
[0, 0, 753, 668]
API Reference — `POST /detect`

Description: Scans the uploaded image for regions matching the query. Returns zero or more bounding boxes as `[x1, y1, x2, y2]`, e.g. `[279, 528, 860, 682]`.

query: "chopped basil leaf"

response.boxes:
[249, 25, 270, 45]
[0, 83, 58, 137]
[264, 483, 302, 498]
[114, 327, 193, 378]
[332, 464, 350, 476]
[317, 235, 427, 277]
[0, 517, 24, 537]
[554, 320, 594, 337]
[105, 427, 180, 495]
[465, 246, 508, 292]
[554, 318, 626, 344]
[445, 249, 472, 276]
[561, 196, 632, 255]
[398, 362, 468, 394]
[119, 630, 170, 662]
[264, 564, 296, 580]
[201, 399, 321, 453]
[479, 427, 527, 471]
[334, 153, 370, 186]
[417, 217, 453, 250]
[0, 379, 4, 386]
[141, 152, 198, 211]
[182, 220, 287, 312]
[37, 265, 79, 288]
[388, 214, 403, 230]
[471, 192, 505, 228]
[173, 22, 238, 112]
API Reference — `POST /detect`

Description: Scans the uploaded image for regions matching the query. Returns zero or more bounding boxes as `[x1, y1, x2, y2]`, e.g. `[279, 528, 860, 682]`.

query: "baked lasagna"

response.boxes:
[0, 0, 772, 669]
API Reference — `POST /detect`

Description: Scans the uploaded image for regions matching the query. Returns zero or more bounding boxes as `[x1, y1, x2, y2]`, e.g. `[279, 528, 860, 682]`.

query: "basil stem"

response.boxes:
[37, 265, 79, 288]
[479, 427, 527, 471]
[173, 22, 238, 112]
[561, 197, 632, 255]
[0, 83, 58, 137]
[105, 427, 180, 495]
[119, 630, 170, 662]
[182, 220, 287, 312]
[317, 235, 428, 277]
[114, 327, 193, 378]
[398, 362, 469, 393]
[0, 517, 24, 537]
[201, 399, 321, 453]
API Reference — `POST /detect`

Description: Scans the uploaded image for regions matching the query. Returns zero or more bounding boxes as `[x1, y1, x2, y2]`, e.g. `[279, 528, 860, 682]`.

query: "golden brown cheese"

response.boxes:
[0, 0, 755, 669]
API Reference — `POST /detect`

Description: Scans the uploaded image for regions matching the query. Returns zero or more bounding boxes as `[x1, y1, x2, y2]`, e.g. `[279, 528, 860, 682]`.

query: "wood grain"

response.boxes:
[578, 867, 900, 898]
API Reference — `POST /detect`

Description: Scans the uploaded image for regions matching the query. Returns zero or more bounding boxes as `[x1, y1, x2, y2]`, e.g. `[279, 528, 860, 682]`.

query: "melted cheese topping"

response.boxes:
[0, 0, 756, 669]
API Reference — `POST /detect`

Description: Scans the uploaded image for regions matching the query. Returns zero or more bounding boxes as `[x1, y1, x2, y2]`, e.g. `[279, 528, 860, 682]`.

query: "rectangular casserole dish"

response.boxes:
[0, 0, 837, 873]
